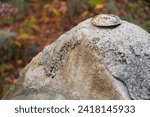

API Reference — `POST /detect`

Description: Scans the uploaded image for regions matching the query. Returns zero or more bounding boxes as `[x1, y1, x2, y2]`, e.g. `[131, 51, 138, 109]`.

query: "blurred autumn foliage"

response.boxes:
[0, 0, 150, 99]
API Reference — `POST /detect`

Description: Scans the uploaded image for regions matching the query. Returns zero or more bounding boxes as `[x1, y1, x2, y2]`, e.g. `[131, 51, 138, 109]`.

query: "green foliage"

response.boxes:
[0, 18, 14, 24]
[10, 0, 28, 11]
[0, 0, 9, 2]
[17, 16, 38, 40]
[39, 0, 50, 4]
[107, 0, 119, 15]
[140, 0, 147, 2]
[10, 0, 32, 19]
[89, 0, 103, 6]
[141, 20, 150, 33]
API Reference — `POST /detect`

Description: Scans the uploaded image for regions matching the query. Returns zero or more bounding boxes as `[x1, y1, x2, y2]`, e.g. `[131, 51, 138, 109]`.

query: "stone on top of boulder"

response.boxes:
[2, 15, 150, 100]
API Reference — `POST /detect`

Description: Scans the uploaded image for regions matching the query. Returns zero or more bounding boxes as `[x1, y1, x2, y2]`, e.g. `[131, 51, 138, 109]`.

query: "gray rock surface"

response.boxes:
[3, 18, 150, 100]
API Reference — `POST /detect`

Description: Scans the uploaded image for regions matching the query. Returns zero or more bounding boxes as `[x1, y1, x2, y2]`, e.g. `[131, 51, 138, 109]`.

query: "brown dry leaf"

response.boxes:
[59, 2, 68, 15]
[41, 11, 48, 18]
[42, 4, 51, 17]
[17, 33, 36, 40]
[51, 7, 61, 16]
[44, 4, 51, 10]
[39, 17, 50, 23]
[14, 41, 22, 47]
[33, 0, 40, 10]
[16, 60, 23, 65]
[32, 25, 40, 32]
[6, 77, 15, 84]
[53, 16, 61, 23]
[81, 11, 89, 17]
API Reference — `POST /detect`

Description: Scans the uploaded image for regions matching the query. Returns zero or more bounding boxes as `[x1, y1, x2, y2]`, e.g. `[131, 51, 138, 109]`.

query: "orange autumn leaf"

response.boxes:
[95, 4, 104, 9]
[33, 0, 39, 10]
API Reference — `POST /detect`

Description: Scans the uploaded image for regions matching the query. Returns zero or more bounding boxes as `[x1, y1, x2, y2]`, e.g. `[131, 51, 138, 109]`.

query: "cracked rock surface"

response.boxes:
[3, 18, 150, 100]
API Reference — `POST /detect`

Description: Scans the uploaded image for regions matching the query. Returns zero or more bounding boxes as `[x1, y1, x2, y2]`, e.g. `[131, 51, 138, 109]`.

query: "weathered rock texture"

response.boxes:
[3, 18, 150, 100]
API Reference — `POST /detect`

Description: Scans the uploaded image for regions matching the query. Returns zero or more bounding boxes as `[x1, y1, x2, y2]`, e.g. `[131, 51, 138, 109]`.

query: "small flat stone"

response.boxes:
[91, 14, 121, 27]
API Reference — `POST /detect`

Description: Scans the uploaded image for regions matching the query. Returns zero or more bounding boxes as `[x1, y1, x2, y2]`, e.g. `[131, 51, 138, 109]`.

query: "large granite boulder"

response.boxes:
[3, 16, 150, 100]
